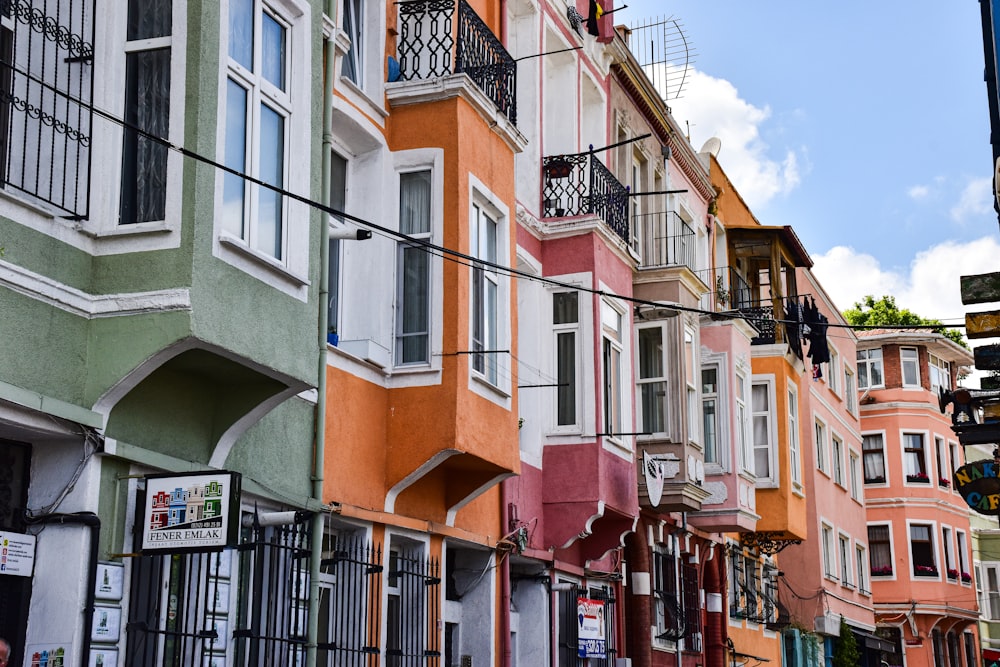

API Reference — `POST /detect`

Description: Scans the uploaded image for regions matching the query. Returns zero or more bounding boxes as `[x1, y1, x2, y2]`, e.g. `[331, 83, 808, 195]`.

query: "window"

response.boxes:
[935, 436, 947, 487]
[849, 450, 861, 500]
[832, 434, 844, 486]
[856, 544, 869, 594]
[815, 420, 828, 474]
[394, 171, 433, 364]
[857, 349, 883, 389]
[341, 0, 363, 84]
[685, 327, 699, 444]
[828, 347, 839, 394]
[386, 539, 439, 662]
[868, 524, 892, 577]
[957, 532, 969, 583]
[471, 203, 499, 384]
[702, 366, 720, 464]
[942, 526, 955, 578]
[637, 325, 666, 434]
[983, 564, 1000, 619]
[822, 524, 836, 578]
[602, 301, 625, 438]
[930, 353, 951, 395]
[950, 443, 961, 488]
[904, 433, 929, 481]
[328, 152, 347, 335]
[652, 545, 682, 641]
[845, 368, 857, 415]
[222, 0, 292, 259]
[839, 533, 852, 585]
[788, 388, 801, 489]
[910, 524, 938, 576]
[554, 292, 579, 427]
[901, 347, 920, 387]
[120, 0, 172, 224]
[862, 433, 886, 484]
[736, 374, 752, 475]
[751, 379, 775, 484]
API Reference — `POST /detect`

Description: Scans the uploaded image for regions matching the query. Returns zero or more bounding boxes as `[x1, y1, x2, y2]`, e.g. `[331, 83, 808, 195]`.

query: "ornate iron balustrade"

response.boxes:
[396, 0, 516, 124]
[634, 210, 696, 270]
[541, 148, 630, 244]
[0, 0, 94, 219]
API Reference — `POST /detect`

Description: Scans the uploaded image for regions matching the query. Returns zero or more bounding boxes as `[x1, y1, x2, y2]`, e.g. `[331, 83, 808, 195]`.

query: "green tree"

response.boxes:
[832, 616, 861, 667]
[843, 295, 967, 349]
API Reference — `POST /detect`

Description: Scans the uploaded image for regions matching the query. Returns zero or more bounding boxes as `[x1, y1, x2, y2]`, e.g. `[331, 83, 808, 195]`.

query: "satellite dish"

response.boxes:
[700, 137, 722, 157]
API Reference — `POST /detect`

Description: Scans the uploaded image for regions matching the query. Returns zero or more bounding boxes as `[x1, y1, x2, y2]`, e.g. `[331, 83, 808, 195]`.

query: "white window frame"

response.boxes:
[848, 448, 861, 501]
[831, 433, 845, 487]
[844, 367, 857, 415]
[788, 386, 802, 491]
[702, 360, 725, 470]
[821, 522, 836, 580]
[602, 298, 627, 446]
[950, 442, 961, 493]
[395, 169, 434, 367]
[901, 346, 920, 388]
[736, 371, 753, 477]
[942, 525, 955, 578]
[384, 532, 431, 660]
[862, 431, 888, 485]
[930, 352, 951, 395]
[957, 531, 970, 584]
[907, 519, 939, 578]
[857, 348, 884, 390]
[838, 531, 853, 587]
[636, 322, 669, 438]
[815, 418, 828, 475]
[935, 436, 948, 488]
[827, 346, 840, 395]
[685, 325, 700, 446]
[214, 0, 312, 299]
[751, 376, 777, 487]
[982, 563, 1000, 620]
[856, 543, 869, 595]
[902, 430, 930, 483]
[467, 176, 511, 401]
[553, 291, 582, 431]
[868, 522, 894, 578]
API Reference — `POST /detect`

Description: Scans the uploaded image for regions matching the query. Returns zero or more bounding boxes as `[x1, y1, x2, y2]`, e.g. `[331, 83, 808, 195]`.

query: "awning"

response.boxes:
[982, 648, 1000, 662]
[851, 628, 897, 654]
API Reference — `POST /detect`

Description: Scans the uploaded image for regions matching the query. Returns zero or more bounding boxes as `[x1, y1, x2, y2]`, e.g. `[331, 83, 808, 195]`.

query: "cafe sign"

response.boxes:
[141, 471, 241, 553]
[954, 460, 1000, 515]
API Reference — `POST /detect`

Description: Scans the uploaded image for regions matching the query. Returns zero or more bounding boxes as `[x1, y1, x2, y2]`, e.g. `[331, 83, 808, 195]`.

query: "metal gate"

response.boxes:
[557, 585, 617, 667]
[125, 513, 312, 667]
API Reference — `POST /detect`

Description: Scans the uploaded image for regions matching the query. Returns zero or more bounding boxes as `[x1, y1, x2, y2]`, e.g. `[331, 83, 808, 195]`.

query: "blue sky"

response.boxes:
[619, 1, 1000, 322]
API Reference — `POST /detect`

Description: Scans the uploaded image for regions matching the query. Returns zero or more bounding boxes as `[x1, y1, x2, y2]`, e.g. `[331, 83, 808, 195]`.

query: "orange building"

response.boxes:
[320, 0, 524, 661]
[857, 329, 979, 667]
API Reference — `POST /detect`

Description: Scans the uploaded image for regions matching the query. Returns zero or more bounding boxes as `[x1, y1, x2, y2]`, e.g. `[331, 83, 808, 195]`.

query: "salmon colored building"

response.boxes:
[857, 329, 979, 667]
[320, 0, 525, 661]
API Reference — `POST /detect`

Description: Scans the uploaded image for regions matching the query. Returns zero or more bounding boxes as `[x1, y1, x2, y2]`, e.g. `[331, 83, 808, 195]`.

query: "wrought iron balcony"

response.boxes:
[541, 149, 630, 244]
[633, 210, 696, 270]
[396, 0, 516, 124]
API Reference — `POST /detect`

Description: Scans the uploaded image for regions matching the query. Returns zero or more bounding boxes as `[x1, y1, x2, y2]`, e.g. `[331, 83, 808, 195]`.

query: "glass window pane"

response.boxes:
[121, 48, 170, 224]
[400, 171, 431, 235]
[128, 0, 172, 40]
[256, 103, 285, 258]
[638, 328, 663, 380]
[641, 381, 665, 433]
[262, 12, 286, 90]
[553, 292, 578, 325]
[399, 246, 430, 364]
[556, 332, 576, 425]
[222, 79, 248, 238]
[703, 398, 717, 463]
[229, 0, 254, 70]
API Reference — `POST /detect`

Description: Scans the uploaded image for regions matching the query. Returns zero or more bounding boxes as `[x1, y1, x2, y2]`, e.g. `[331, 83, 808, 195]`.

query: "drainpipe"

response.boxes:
[500, 499, 512, 667]
[24, 512, 100, 667]
[306, 2, 338, 665]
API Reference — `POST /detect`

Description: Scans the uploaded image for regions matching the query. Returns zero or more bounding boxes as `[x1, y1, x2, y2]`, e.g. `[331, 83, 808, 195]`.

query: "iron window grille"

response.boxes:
[652, 550, 684, 641]
[385, 547, 441, 666]
[0, 0, 94, 219]
[681, 561, 702, 651]
[318, 533, 383, 665]
[557, 584, 618, 667]
[396, 0, 516, 124]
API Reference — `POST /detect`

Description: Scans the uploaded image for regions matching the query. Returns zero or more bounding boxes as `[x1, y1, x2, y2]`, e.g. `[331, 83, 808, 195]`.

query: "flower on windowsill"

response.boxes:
[871, 565, 893, 576]
[906, 472, 930, 483]
[914, 565, 938, 576]
[865, 476, 886, 484]
[938, 477, 951, 487]
[947, 568, 959, 579]
[962, 572, 972, 583]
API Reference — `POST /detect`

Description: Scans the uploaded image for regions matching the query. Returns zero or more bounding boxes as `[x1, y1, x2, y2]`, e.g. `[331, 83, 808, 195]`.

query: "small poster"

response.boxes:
[141, 471, 241, 553]
[576, 597, 607, 659]
[91, 605, 122, 643]
[95, 562, 124, 600]
[0, 530, 37, 577]
[90, 647, 119, 667]
[209, 582, 230, 613]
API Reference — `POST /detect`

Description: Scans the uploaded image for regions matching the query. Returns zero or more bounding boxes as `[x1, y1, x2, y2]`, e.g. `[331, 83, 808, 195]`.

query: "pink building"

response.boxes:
[857, 329, 979, 667]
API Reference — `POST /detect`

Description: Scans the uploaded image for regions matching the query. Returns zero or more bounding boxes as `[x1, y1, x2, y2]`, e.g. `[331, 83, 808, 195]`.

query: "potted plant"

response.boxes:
[947, 568, 959, 580]
[906, 472, 929, 483]
[871, 565, 893, 576]
[962, 571, 973, 583]
[914, 564, 938, 576]
[938, 477, 950, 487]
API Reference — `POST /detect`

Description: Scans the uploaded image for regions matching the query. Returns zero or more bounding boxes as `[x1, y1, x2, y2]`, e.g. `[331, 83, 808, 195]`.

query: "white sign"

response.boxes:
[0, 530, 36, 577]
[142, 472, 239, 552]
[95, 562, 124, 600]
[576, 597, 607, 659]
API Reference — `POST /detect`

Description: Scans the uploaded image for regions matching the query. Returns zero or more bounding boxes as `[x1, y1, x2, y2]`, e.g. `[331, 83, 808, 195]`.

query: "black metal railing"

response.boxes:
[0, 0, 94, 219]
[319, 535, 383, 666]
[396, 0, 516, 124]
[633, 210, 695, 270]
[557, 585, 618, 667]
[386, 550, 441, 666]
[542, 149, 630, 244]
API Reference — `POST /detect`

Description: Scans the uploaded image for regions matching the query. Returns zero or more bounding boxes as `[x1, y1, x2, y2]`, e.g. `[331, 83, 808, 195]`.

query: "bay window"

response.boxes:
[637, 325, 666, 434]
[471, 203, 499, 384]
[751, 378, 775, 485]
[702, 366, 720, 464]
[396, 170, 432, 365]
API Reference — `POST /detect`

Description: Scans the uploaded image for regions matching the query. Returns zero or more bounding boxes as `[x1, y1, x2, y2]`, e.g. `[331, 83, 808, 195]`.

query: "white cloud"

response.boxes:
[812, 237, 1000, 325]
[950, 177, 993, 223]
[907, 185, 929, 200]
[664, 67, 802, 210]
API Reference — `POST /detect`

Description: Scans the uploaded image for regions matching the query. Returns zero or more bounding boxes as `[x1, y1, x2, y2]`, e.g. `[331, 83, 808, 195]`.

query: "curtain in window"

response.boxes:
[128, 0, 172, 39]
[862, 434, 885, 482]
[868, 525, 891, 570]
[752, 384, 770, 477]
[121, 49, 170, 223]
[397, 171, 431, 363]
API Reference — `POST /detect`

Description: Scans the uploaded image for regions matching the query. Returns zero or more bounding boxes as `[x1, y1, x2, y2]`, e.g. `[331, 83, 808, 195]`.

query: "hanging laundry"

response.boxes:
[785, 297, 803, 360]
[586, 0, 604, 36]
[804, 297, 830, 378]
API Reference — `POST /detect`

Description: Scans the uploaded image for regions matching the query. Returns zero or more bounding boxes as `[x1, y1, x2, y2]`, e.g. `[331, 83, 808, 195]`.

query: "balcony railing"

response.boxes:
[397, 0, 516, 124]
[542, 148, 630, 244]
[633, 210, 695, 270]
